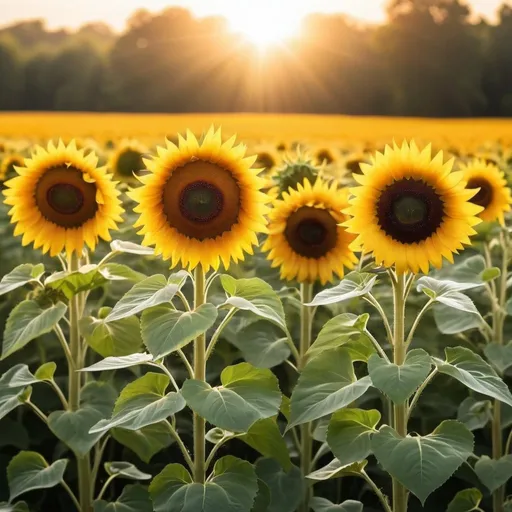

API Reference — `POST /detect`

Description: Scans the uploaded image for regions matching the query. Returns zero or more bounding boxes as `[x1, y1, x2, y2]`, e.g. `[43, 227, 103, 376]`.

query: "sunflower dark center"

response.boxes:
[116, 150, 144, 176]
[467, 178, 493, 208]
[35, 166, 98, 228]
[376, 178, 444, 244]
[179, 181, 224, 223]
[285, 206, 338, 258]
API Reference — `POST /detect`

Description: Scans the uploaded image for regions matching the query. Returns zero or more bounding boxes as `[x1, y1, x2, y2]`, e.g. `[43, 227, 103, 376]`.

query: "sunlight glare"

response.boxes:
[225, 5, 301, 49]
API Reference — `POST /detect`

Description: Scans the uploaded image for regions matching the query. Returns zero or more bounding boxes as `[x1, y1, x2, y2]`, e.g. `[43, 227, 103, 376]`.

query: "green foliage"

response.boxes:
[94, 484, 153, 512]
[446, 488, 483, 512]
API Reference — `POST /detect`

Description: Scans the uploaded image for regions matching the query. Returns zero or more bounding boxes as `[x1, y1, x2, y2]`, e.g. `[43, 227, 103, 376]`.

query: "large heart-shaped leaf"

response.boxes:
[81, 312, 143, 358]
[104, 461, 151, 480]
[182, 363, 281, 432]
[150, 456, 258, 512]
[457, 397, 492, 431]
[474, 455, 512, 493]
[433, 305, 483, 334]
[255, 458, 303, 512]
[0, 364, 45, 389]
[306, 459, 367, 481]
[81, 353, 153, 372]
[371, 421, 474, 504]
[90, 373, 185, 434]
[310, 498, 364, 512]
[7, 451, 68, 501]
[141, 303, 217, 359]
[251, 479, 271, 512]
[220, 275, 286, 330]
[288, 348, 372, 428]
[327, 409, 380, 466]
[106, 273, 187, 322]
[307, 273, 377, 307]
[94, 484, 153, 512]
[239, 418, 291, 471]
[434, 347, 512, 407]
[307, 313, 375, 362]
[484, 342, 512, 374]
[450, 255, 495, 284]
[416, 277, 481, 314]
[446, 488, 483, 512]
[48, 381, 117, 456]
[2, 300, 67, 359]
[112, 422, 173, 463]
[0, 264, 44, 296]
[368, 349, 432, 404]
[0, 387, 27, 422]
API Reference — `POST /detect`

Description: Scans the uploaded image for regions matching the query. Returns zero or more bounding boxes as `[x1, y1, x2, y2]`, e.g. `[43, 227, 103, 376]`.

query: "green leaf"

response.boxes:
[474, 455, 512, 493]
[484, 342, 512, 374]
[0, 364, 43, 389]
[306, 459, 367, 481]
[307, 314, 375, 362]
[446, 488, 483, 512]
[239, 418, 291, 471]
[141, 303, 217, 359]
[90, 373, 185, 434]
[48, 381, 117, 457]
[0, 502, 29, 512]
[110, 239, 155, 255]
[310, 498, 364, 512]
[150, 456, 258, 512]
[99, 263, 146, 283]
[368, 349, 432, 405]
[288, 348, 372, 428]
[416, 277, 481, 314]
[327, 409, 380, 466]
[433, 305, 483, 334]
[0, 387, 27, 422]
[255, 458, 303, 512]
[106, 273, 187, 322]
[7, 451, 68, 501]
[457, 397, 492, 431]
[81, 353, 153, 372]
[220, 275, 286, 330]
[451, 255, 498, 284]
[227, 321, 290, 369]
[251, 480, 271, 512]
[182, 362, 281, 432]
[112, 422, 173, 463]
[81, 312, 143, 358]
[307, 273, 377, 307]
[434, 347, 512, 407]
[371, 420, 474, 504]
[2, 300, 67, 359]
[0, 264, 44, 296]
[104, 461, 151, 480]
[34, 362, 56, 381]
[94, 484, 153, 512]
[481, 267, 501, 282]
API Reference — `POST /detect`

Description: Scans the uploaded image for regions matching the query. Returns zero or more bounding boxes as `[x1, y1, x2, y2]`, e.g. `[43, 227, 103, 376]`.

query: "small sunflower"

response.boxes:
[263, 178, 357, 284]
[109, 141, 147, 182]
[460, 159, 511, 225]
[3, 140, 124, 256]
[345, 141, 483, 274]
[0, 154, 24, 183]
[129, 127, 269, 271]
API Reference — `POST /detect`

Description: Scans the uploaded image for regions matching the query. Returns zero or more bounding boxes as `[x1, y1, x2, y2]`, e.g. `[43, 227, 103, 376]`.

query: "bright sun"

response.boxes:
[225, 6, 301, 49]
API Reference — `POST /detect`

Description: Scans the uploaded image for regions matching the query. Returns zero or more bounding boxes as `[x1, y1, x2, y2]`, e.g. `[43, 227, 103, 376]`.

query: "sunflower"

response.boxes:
[460, 159, 511, 225]
[344, 141, 483, 274]
[3, 140, 124, 257]
[129, 127, 269, 272]
[108, 140, 148, 183]
[0, 154, 24, 183]
[263, 178, 357, 284]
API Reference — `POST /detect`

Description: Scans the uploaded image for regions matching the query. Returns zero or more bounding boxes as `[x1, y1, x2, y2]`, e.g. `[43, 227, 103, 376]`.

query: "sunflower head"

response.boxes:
[2, 140, 124, 257]
[344, 141, 483, 274]
[109, 141, 147, 182]
[0, 154, 24, 183]
[129, 127, 269, 272]
[263, 178, 358, 285]
[272, 150, 320, 200]
[315, 147, 337, 165]
[460, 158, 512, 225]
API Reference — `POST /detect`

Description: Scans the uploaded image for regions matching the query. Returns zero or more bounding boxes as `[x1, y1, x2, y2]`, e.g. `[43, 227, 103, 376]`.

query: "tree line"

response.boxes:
[1, 0, 512, 117]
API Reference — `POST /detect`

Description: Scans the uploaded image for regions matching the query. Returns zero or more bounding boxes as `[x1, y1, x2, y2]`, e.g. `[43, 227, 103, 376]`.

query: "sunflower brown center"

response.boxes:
[116, 149, 144, 177]
[162, 160, 240, 240]
[35, 166, 98, 228]
[467, 178, 493, 209]
[376, 178, 444, 244]
[285, 206, 338, 258]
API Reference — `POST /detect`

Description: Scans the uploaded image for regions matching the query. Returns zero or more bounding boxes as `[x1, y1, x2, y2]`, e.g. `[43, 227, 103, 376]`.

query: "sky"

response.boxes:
[0, 0, 507, 31]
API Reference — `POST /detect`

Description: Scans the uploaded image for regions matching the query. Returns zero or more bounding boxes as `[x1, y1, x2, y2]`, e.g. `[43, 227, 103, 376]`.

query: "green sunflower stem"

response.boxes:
[299, 282, 314, 512]
[492, 231, 508, 512]
[193, 265, 207, 484]
[392, 272, 408, 512]
[68, 252, 93, 512]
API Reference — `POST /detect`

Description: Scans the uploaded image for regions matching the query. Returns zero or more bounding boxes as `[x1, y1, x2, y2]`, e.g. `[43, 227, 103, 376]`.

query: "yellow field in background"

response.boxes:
[1, 112, 512, 149]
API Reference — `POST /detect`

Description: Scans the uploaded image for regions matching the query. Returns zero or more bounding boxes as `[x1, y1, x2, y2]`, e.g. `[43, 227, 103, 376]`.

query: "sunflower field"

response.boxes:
[1, 115, 512, 512]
